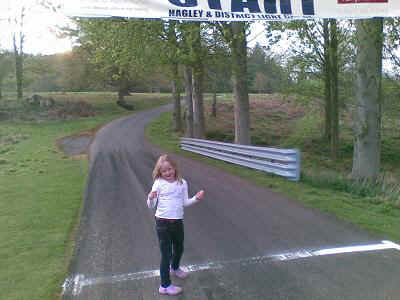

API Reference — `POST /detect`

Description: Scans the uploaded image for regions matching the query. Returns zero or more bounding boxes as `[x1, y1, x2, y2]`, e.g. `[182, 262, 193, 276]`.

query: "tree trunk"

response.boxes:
[118, 89, 125, 102]
[172, 80, 182, 132]
[231, 22, 251, 145]
[13, 33, 23, 101]
[330, 19, 339, 160]
[323, 20, 332, 142]
[211, 91, 217, 117]
[15, 55, 23, 100]
[192, 66, 205, 139]
[211, 70, 217, 117]
[191, 23, 205, 139]
[117, 81, 134, 111]
[171, 63, 182, 132]
[183, 66, 194, 138]
[0, 85, 2, 100]
[352, 18, 383, 181]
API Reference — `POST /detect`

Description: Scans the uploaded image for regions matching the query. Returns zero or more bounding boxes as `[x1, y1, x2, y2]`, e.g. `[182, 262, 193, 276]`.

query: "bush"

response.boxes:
[302, 170, 400, 208]
[206, 130, 234, 143]
[49, 101, 96, 118]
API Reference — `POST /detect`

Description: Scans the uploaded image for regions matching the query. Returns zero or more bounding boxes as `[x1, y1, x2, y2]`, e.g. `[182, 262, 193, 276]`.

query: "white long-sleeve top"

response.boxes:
[147, 178, 198, 219]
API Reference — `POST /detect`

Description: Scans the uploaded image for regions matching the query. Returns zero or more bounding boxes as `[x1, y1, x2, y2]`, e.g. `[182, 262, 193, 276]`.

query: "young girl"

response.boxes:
[147, 154, 205, 296]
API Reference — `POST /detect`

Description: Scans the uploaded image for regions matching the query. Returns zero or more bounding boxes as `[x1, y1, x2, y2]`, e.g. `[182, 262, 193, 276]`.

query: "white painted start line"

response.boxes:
[62, 240, 400, 296]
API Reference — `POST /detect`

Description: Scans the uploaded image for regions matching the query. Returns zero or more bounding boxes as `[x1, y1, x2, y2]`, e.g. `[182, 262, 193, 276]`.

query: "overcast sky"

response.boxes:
[0, 1, 73, 55]
[0, 3, 271, 56]
[0, 0, 391, 72]
[0, 0, 291, 56]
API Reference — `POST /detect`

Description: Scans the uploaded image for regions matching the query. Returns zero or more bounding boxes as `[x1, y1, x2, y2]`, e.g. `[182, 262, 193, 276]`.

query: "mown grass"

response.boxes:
[146, 101, 400, 243]
[0, 92, 171, 300]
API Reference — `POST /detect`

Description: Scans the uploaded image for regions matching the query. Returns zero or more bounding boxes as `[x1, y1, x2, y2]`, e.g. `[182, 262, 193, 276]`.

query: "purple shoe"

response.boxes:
[170, 268, 188, 279]
[159, 284, 182, 295]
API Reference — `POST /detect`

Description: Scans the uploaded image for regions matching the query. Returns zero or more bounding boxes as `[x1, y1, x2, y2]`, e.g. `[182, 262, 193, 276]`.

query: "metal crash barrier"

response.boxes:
[180, 138, 301, 181]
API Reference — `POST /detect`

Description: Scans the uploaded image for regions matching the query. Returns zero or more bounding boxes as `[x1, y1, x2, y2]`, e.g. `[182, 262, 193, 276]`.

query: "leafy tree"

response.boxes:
[203, 24, 232, 117]
[217, 22, 251, 145]
[185, 22, 206, 139]
[22, 50, 94, 92]
[57, 48, 95, 92]
[175, 23, 195, 137]
[384, 18, 400, 77]
[75, 18, 158, 107]
[151, 20, 183, 132]
[247, 43, 285, 94]
[139, 20, 209, 137]
[24, 54, 59, 91]
[158, 22, 209, 139]
[10, 4, 26, 100]
[230, 22, 251, 145]
[166, 22, 182, 132]
[8, 0, 57, 99]
[265, 19, 354, 158]
[327, 19, 339, 160]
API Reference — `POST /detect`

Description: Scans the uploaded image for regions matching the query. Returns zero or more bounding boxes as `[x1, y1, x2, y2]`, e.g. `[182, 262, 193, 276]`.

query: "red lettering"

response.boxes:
[338, 0, 388, 3]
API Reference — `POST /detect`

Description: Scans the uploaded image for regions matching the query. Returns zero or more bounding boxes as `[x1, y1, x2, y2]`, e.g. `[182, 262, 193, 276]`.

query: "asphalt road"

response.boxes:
[63, 104, 400, 300]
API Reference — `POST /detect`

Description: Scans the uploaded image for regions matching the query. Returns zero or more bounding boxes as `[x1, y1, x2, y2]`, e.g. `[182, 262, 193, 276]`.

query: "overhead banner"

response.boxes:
[60, 0, 400, 21]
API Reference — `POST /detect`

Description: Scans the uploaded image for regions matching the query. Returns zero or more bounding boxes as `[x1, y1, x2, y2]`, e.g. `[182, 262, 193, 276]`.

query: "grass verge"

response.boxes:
[146, 111, 400, 242]
[0, 93, 171, 300]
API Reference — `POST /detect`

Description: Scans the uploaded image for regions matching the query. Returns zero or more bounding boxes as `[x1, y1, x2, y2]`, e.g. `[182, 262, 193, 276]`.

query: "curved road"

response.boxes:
[63, 105, 400, 300]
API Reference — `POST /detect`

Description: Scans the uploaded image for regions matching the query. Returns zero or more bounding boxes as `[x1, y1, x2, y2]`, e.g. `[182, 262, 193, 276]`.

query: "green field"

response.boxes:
[0, 92, 170, 300]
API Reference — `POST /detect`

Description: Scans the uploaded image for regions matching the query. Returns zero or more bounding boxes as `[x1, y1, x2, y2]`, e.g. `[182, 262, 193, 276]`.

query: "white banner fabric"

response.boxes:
[59, 0, 400, 21]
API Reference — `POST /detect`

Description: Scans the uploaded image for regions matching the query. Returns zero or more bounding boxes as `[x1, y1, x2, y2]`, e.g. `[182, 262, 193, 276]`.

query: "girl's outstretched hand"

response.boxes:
[149, 191, 157, 200]
[195, 190, 205, 200]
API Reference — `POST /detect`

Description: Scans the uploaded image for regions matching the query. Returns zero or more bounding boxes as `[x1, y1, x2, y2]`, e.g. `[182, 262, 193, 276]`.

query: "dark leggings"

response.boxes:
[156, 218, 184, 288]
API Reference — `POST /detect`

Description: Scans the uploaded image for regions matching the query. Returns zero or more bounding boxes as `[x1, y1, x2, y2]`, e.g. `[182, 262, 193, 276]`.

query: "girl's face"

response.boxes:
[160, 161, 176, 182]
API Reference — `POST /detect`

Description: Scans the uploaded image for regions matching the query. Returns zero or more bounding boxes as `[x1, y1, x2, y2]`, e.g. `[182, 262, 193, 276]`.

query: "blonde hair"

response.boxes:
[152, 154, 182, 183]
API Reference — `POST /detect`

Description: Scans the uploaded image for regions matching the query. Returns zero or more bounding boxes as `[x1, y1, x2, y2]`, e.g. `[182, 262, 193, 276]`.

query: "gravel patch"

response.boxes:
[58, 135, 92, 156]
